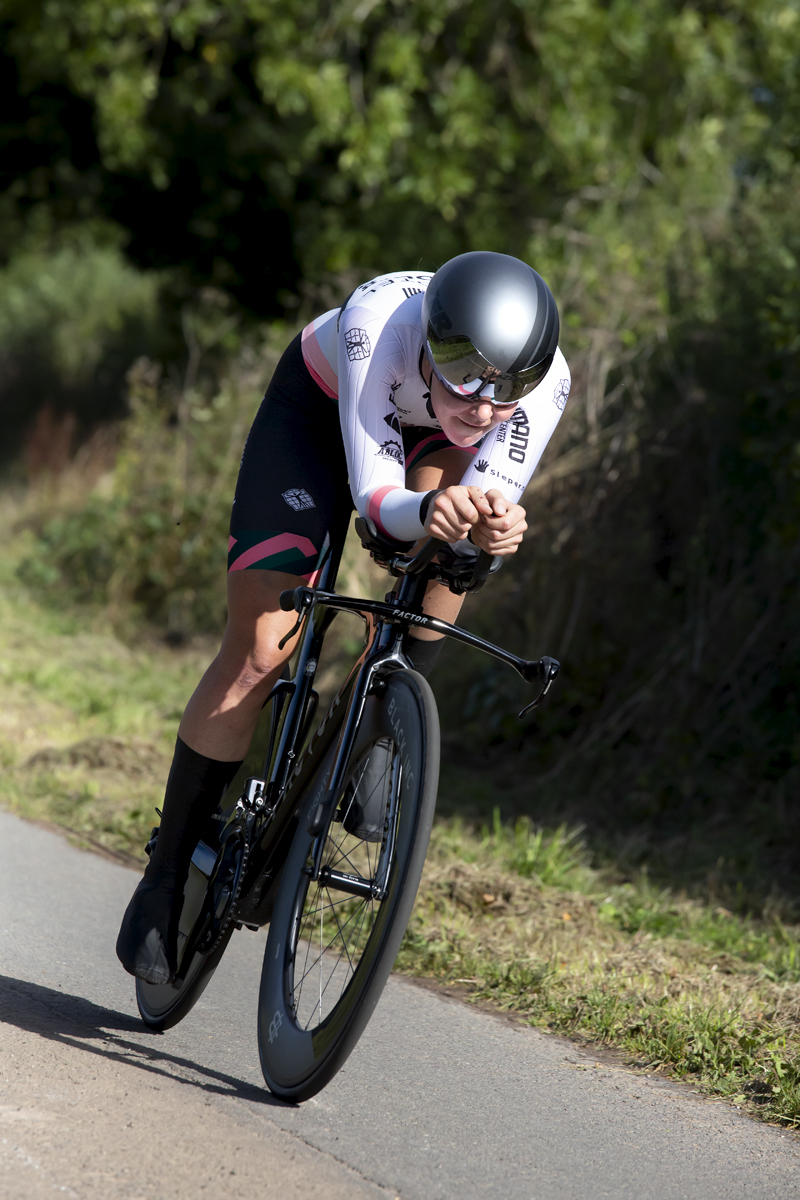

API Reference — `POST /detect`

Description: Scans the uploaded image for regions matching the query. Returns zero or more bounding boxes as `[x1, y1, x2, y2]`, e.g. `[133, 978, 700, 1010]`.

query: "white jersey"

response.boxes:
[300, 272, 570, 542]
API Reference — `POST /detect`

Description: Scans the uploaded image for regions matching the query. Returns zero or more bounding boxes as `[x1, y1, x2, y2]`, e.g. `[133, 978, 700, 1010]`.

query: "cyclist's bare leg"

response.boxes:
[179, 569, 308, 761]
[116, 568, 306, 982]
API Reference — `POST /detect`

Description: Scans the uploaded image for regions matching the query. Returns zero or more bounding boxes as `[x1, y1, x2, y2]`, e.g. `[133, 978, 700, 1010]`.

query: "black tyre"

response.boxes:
[257, 670, 439, 1101]
[135, 924, 234, 1031]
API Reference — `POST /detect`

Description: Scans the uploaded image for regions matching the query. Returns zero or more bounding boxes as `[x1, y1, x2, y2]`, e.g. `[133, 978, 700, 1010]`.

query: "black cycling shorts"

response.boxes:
[228, 332, 463, 579]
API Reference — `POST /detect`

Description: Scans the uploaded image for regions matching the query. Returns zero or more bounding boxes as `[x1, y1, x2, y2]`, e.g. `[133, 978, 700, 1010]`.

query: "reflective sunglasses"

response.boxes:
[426, 331, 553, 407]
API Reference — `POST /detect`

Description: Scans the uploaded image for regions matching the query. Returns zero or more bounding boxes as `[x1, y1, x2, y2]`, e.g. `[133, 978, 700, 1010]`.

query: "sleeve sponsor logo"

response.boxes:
[282, 488, 316, 511]
[508, 409, 530, 464]
[474, 458, 489, 473]
[345, 327, 371, 361]
[402, 286, 423, 298]
[484, 467, 524, 490]
[384, 411, 402, 435]
[376, 439, 404, 463]
[553, 379, 570, 410]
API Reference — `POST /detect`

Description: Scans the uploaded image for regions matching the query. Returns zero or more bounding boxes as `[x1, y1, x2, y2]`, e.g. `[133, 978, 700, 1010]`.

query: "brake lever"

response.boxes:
[277, 587, 315, 650]
[518, 656, 560, 718]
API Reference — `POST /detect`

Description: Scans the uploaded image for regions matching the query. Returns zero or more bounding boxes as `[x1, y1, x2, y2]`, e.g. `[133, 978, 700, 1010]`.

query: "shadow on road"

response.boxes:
[0, 973, 292, 1108]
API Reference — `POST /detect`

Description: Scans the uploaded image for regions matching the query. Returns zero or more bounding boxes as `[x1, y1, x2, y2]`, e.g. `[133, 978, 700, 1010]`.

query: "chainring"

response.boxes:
[194, 817, 251, 958]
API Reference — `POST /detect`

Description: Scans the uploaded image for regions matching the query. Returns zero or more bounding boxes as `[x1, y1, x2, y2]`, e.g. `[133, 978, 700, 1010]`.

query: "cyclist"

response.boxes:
[117, 250, 571, 985]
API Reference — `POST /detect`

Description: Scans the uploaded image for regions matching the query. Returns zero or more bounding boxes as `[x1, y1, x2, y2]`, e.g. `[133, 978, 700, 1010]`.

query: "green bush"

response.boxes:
[0, 227, 169, 464]
[435, 180, 800, 900]
[18, 338, 282, 634]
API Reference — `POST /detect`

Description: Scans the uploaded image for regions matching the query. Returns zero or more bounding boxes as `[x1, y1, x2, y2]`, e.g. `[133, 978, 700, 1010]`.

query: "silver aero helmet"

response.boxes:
[422, 251, 559, 406]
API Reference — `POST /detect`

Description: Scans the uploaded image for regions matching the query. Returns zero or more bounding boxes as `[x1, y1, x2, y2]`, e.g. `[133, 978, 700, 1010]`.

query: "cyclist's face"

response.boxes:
[428, 374, 518, 447]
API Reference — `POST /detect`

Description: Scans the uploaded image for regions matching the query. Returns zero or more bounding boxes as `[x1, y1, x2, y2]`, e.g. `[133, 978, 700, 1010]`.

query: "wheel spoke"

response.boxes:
[286, 738, 403, 1032]
[293, 893, 369, 993]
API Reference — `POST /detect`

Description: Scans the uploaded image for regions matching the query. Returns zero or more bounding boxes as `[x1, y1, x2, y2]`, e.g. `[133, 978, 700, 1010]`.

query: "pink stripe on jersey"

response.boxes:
[405, 434, 480, 469]
[301, 323, 338, 399]
[404, 433, 447, 465]
[228, 532, 318, 572]
[300, 566, 323, 587]
[367, 484, 401, 537]
[228, 535, 237, 551]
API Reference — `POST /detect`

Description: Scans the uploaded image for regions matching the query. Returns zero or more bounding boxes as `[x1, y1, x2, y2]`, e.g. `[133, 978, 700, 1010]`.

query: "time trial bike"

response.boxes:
[133, 517, 559, 1102]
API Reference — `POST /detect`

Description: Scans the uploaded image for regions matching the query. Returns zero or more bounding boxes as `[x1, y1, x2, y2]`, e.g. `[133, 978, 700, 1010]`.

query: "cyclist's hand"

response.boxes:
[424, 485, 492, 542]
[470, 489, 527, 557]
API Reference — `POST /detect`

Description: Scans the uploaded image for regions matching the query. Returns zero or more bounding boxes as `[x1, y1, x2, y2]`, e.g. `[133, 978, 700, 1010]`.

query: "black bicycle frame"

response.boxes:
[231, 534, 559, 917]
[234, 556, 424, 906]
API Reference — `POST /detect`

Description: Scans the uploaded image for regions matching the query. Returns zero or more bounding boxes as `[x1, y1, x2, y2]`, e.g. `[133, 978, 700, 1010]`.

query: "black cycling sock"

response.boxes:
[147, 736, 243, 881]
[402, 633, 444, 679]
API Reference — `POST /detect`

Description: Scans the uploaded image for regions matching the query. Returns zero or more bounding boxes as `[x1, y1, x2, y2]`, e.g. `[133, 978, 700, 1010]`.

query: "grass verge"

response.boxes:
[1, 524, 798, 1128]
[399, 817, 800, 1128]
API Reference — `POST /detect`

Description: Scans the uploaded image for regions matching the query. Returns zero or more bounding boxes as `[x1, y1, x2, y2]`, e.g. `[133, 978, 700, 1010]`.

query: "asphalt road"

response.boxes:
[0, 810, 798, 1199]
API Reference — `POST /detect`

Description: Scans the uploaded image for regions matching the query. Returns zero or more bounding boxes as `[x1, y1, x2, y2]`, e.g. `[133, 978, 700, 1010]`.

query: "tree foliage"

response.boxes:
[3, 0, 799, 311]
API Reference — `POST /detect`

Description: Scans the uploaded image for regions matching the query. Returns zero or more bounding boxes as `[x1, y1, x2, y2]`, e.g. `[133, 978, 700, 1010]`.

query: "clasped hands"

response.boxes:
[423, 485, 527, 556]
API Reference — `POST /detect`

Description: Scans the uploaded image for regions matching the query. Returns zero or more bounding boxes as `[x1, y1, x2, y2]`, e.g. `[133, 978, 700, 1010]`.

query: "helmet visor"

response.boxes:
[426, 332, 553, 406]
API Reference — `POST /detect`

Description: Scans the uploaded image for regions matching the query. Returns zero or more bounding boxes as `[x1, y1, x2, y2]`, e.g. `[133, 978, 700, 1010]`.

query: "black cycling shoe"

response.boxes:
[116, 872, 180, 985]
[340, 738, 393, 843]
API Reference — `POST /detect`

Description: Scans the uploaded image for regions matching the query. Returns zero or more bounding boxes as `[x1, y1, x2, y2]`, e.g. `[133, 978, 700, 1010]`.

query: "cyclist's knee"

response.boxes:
[212, 633, 290, 698]
[237, 643, 289, 692]
[236, 649, 284, 692]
